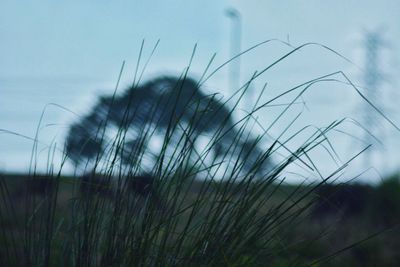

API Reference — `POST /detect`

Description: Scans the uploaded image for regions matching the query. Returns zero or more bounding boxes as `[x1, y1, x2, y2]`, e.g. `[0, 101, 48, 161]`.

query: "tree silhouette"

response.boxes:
[65, 76, 270, 176]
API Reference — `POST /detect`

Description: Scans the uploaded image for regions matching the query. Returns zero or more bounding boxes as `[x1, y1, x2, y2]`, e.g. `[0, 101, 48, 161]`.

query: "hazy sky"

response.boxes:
[1, 0, 399, 182]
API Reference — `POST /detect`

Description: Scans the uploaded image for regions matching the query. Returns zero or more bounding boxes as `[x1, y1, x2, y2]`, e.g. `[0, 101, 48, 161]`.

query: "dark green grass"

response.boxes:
[1, 174, 400, 266]
[1, 40, 399, 266]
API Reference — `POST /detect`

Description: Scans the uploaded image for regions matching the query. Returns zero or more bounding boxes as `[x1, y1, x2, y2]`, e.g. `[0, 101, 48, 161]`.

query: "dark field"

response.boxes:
[1, 173, 399, 266]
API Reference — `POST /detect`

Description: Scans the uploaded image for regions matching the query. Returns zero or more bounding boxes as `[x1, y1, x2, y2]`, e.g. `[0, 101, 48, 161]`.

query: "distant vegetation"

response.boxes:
[65, 76, 270, 176]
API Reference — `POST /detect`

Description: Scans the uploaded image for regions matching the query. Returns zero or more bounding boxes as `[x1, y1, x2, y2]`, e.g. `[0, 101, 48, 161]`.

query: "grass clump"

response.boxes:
[1, 40, 399, 266]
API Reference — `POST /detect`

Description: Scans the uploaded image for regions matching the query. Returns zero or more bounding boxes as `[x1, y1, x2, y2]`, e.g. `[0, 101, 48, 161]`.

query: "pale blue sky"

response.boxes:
[1, 0, 399, 182]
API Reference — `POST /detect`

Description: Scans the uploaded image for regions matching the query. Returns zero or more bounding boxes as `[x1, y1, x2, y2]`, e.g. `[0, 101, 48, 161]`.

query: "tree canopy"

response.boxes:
[65, 76, 271, 177]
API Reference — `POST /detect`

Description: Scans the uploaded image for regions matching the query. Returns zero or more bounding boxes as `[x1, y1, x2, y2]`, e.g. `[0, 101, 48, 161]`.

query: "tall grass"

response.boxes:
[1, 40, 397, 266]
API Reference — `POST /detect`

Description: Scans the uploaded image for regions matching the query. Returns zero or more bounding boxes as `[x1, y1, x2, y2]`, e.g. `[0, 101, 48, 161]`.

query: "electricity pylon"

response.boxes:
[361, 30, 385, 169]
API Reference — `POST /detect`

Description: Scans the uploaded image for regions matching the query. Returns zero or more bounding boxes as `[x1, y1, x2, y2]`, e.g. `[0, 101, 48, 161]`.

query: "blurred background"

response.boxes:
[1, 0, 399, 183]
